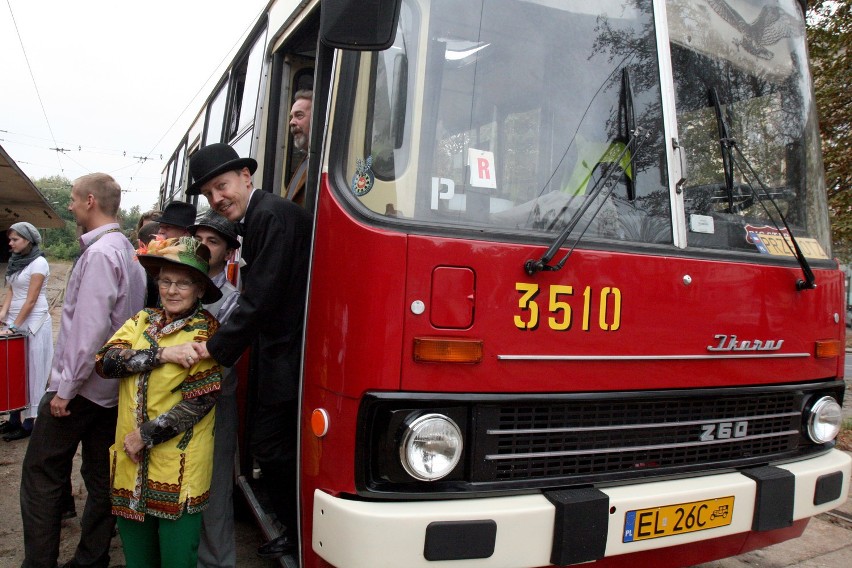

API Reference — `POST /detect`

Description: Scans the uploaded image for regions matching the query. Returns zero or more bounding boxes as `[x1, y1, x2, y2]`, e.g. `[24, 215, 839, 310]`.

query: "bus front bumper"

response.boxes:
[312, 450, 850, 568]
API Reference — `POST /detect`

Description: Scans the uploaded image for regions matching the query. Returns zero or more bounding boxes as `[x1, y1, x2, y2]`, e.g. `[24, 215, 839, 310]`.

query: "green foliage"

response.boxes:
[31, 176, 140, 260]
[808, 1, 852, 261]
[33, 176, 76, 260]
[120, 205, 142, 233]
[36, 176, 74, 224]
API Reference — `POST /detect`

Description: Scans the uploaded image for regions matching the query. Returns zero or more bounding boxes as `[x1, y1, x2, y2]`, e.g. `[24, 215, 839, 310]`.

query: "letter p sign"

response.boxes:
[431, 177, 455, 210]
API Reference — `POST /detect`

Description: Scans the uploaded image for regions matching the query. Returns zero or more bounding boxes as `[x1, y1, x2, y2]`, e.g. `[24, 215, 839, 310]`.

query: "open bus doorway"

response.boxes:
[264, 12, 319, 204]
[233, 9, 319, 568]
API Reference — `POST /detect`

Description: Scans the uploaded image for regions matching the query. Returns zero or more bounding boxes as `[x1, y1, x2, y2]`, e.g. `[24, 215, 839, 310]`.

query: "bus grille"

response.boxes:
[471, 391, 804, 483]
[359, 383, 842, 497]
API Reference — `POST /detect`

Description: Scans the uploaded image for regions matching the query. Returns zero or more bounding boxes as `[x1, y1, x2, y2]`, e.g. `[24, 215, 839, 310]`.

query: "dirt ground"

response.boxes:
[0, 261, 274, 567]
[0, 435, 100, 565]
[0, 430, 277, 567]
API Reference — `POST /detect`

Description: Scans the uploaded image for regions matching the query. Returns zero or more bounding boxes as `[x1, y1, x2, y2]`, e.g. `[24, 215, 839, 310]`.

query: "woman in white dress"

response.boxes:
[0, 222, 53, 441]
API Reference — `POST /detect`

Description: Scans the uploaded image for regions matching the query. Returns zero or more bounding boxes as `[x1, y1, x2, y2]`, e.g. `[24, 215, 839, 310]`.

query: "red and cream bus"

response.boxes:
[160, 0, 849, 566]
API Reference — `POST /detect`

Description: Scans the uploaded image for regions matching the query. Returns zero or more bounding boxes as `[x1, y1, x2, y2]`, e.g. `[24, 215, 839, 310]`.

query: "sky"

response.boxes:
[1, 0, 269, 212]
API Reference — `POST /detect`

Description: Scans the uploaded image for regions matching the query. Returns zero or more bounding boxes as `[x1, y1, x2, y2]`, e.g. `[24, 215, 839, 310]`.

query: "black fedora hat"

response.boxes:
[158, 201, 197, 229]
[187, 143, 257, 195]
[188, 210, 241, 250]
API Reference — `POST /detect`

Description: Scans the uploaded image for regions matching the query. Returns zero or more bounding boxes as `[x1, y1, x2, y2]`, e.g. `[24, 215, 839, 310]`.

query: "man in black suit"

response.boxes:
[186, 143, 312, 559]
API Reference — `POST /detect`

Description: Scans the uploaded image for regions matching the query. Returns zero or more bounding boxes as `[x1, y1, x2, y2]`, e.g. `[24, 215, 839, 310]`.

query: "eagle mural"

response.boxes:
[707, 0, 803, 60]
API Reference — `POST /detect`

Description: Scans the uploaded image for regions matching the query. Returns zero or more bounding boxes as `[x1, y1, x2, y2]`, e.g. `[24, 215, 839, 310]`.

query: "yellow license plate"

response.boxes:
[622, 496, 735, 542]
[754, 233, 828, 259]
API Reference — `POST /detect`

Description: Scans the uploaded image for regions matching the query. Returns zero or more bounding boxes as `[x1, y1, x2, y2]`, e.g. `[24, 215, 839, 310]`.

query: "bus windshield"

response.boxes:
[335, 0, 830, 258]
[668, 0, 830, 258]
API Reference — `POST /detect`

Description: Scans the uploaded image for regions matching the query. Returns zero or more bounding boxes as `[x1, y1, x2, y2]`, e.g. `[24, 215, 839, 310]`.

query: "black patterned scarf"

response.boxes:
[6, 245, 45, 282]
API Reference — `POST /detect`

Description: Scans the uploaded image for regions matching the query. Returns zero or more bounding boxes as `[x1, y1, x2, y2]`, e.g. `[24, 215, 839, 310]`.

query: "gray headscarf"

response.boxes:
[9, 222, 42, 245]
[6, 222, 45, 281]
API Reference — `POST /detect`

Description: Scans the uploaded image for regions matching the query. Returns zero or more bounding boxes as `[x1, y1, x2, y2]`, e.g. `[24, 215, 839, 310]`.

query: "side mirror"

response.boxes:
[320, 0, 402, 50]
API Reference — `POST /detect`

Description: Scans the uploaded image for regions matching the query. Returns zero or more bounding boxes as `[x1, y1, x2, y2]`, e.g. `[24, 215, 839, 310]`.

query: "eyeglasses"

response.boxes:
[156, 278, 198, 291]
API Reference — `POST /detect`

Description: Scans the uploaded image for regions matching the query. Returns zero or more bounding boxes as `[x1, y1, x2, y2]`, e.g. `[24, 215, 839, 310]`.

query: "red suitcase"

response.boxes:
[1, 334, 27, 413]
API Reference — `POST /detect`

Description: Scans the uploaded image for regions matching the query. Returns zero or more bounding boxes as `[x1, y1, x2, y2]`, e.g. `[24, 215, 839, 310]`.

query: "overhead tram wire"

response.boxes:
[5, 0, 63, 173]
[2, 130, 162, 202]
[131, 4, 266, 184]
[0, 129, 162, 162]
[59, 151, 97, 174]
[1, 133, 161, 186]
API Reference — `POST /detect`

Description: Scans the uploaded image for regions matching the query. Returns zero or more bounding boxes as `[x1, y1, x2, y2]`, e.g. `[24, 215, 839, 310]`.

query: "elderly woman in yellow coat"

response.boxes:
[96, 236, 223, 568]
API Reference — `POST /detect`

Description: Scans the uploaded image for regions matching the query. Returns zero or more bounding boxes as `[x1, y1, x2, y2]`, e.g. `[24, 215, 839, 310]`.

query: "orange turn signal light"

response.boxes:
[815, 340, 842, 359]
[413, 338, 483, 363]
[311, 408, 329, 437]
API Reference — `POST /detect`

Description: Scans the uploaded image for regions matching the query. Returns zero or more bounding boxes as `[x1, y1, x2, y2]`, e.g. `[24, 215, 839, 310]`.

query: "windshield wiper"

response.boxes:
[621, 68, 637, 201]
[710, 88, 736, 213]
[730, 145, 817, 290]
[709, 90, 816, 291]
[525, 68, 646, 276]
[524, 137, 649, 275]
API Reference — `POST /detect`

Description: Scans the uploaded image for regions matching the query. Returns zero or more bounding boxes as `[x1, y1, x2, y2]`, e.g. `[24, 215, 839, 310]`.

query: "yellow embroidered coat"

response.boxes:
[98, 307, 221, 521]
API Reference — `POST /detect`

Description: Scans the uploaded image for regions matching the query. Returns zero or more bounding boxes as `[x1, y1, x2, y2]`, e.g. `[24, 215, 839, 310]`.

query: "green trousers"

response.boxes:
[116, 511, 203, 568]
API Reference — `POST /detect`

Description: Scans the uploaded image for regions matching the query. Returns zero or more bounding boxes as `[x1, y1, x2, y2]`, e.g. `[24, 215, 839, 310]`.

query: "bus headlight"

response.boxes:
[399, 413, 463, 481]
[805, 396, 842, 444]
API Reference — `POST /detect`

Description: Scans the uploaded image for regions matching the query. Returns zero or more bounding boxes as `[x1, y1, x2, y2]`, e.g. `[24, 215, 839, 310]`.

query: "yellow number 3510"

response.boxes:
[513, 283, 622, 332]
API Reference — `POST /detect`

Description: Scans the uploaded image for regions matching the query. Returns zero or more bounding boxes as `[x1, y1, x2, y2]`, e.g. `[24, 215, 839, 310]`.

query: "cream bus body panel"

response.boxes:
[312, 450, 850, 568]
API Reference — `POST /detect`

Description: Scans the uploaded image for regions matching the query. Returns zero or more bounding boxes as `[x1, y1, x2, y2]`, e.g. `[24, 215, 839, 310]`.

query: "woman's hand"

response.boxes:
[191, 341, 211, 360]
[124, 429, 145, 464]
[159, 343, 200, 369]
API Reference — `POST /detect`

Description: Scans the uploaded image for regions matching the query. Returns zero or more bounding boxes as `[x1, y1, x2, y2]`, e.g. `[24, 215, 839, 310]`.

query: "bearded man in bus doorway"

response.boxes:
[186, 143, 312, 560]
[284, 89, 312, 206]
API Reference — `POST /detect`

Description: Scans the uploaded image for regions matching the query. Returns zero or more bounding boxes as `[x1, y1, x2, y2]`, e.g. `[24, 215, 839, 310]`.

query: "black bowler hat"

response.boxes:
[158, 201, 197, 229]
[188, 210, 241, 250]
[187, 143, 257, 195]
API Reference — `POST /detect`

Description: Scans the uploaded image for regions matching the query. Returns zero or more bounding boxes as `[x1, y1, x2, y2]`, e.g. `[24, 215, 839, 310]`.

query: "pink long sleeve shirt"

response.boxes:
[47, 223, 146, 407]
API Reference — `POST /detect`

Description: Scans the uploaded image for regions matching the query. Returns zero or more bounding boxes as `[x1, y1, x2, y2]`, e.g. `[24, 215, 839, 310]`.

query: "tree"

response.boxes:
[34, 176, 77, 260]
[32, 176, 143, 260]
[36, 175, 75, 223]
[808, 1, 852, 260]
[119, 204, 142, 233]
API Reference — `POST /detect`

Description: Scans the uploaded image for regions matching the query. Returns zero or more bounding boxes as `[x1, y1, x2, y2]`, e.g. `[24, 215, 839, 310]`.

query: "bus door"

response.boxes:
[232, 8, 320, 567]
[264, 18, 319, 201]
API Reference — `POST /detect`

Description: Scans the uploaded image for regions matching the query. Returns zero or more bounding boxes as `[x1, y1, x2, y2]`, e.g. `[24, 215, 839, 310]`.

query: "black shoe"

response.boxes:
[257, 533, 297, 558]
[3, 427, 30, 441]
[58, 554, 109, 568]
[0, 421, 13, 434]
